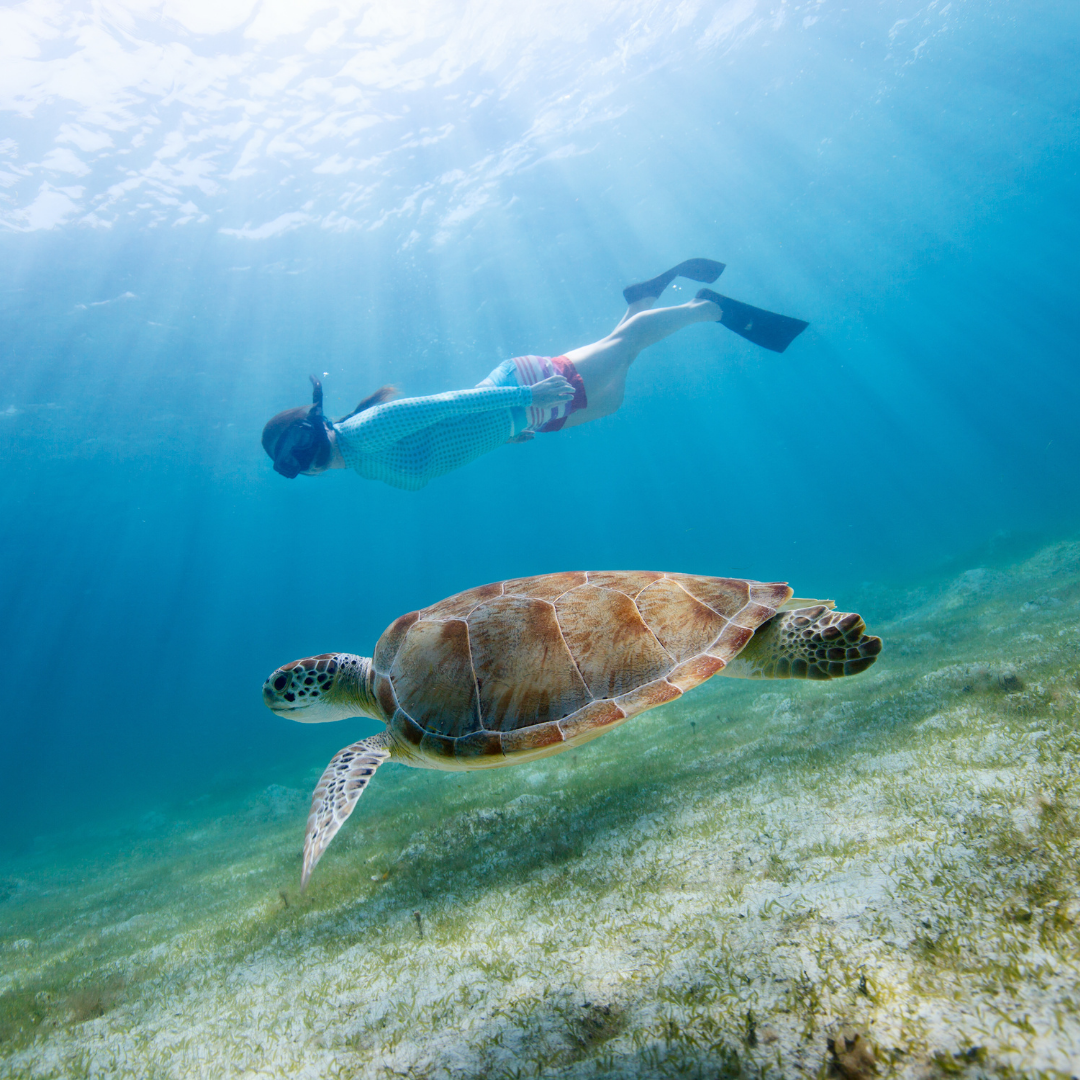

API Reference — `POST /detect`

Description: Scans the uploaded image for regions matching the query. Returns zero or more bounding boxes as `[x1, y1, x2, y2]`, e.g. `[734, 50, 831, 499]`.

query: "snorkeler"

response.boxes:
[261, 259, 808, 491]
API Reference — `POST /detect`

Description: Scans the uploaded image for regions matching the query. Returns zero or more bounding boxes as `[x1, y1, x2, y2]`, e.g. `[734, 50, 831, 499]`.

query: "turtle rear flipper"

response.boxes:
[720, 607, 881, 681]
[303, 732, 392, 889]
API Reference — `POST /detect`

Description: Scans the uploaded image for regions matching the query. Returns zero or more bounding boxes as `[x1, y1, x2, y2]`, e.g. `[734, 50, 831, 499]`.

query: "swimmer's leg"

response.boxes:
[615, 258, 726, 328]
[608, 299, 724, 353]
[564, 297, 722, 424]
[622, 258, 726, 306]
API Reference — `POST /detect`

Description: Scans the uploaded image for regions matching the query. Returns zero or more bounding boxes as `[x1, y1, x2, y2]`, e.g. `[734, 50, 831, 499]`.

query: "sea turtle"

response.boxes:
[263, 571, 882, 887]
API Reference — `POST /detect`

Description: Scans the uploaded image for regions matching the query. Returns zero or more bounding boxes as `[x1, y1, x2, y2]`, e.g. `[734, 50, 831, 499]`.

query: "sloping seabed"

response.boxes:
[2, 542, 1079, 1080]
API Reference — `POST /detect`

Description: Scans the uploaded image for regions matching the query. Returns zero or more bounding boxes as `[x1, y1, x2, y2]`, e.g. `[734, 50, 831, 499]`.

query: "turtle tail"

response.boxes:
[720, 606, 881, 681]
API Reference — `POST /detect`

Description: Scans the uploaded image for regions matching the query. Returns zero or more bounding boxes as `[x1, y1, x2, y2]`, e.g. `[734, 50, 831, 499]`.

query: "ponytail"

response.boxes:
[335, 386, 398, 423]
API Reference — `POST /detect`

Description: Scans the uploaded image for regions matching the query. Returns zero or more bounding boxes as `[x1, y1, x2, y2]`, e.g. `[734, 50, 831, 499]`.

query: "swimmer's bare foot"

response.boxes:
[690, 295, 723, 320]
[694, 289, 726, 319]
[622, 258, 726, 305]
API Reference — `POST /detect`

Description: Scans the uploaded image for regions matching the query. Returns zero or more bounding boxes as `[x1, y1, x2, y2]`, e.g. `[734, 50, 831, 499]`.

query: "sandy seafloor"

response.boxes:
[2, 542, 1079, 1080]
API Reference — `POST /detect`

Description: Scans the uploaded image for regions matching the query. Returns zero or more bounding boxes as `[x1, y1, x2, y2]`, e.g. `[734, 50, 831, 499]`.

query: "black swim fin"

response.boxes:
[696, 288, 808, 353]
[623, 258, 726, 305]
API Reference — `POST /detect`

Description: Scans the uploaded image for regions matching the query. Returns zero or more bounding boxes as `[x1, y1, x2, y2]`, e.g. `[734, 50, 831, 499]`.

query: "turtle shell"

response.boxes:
[371, 571, 793, 768]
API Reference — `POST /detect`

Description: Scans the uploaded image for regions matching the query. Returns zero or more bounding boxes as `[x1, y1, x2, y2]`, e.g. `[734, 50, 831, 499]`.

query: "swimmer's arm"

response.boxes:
[337, 384, 535, 453]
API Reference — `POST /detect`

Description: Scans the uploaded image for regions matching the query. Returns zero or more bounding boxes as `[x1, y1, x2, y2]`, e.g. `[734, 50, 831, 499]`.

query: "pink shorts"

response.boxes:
[479, 354, 588, 433]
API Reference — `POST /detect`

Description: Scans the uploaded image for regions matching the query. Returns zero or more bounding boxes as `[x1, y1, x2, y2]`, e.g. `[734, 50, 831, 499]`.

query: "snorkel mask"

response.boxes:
[266, 376, 331, 479]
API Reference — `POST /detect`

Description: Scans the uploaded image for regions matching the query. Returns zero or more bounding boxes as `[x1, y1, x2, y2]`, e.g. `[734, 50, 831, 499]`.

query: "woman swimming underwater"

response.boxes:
[261, 259, 807, 491]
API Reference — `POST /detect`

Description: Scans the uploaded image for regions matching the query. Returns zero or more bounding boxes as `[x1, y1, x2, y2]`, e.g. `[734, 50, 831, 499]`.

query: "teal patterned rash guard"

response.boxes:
[333, 383, 534, 491]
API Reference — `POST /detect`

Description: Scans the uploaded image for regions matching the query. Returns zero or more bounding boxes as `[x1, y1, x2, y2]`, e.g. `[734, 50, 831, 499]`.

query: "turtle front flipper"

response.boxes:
[720, 606, 881, 681]
[303, 731, 393, 888]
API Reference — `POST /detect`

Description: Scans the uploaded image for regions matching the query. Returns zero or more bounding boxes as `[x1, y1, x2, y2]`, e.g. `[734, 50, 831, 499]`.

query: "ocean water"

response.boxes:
[1, 2, 1079, 1077]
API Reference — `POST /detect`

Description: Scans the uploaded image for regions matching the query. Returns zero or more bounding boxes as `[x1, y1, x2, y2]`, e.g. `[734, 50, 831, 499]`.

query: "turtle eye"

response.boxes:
[273, 675, 287, 691]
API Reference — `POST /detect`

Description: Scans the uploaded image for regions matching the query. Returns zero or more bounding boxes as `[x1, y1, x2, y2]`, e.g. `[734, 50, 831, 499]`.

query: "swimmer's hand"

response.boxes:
[506, 431, 535, 444]
[530, 375, 576, 409]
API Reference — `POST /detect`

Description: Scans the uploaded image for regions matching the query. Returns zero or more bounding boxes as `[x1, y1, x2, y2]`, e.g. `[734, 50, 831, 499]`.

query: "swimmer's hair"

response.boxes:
[336, 386, 398, 423]
[261, 406, 310, 458]
[261, 386, 398, 460]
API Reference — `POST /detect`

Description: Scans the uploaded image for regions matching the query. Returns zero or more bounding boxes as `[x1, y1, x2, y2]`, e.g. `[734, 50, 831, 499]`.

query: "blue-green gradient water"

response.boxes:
[1, 0, 1077, 849]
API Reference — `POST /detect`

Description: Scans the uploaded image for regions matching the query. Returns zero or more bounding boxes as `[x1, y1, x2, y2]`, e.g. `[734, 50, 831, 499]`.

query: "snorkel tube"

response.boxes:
[309, 374, 325, 423]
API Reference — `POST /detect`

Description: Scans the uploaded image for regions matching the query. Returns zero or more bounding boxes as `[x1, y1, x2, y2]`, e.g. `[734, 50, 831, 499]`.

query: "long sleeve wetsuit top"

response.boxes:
[333, 384, 534, 491]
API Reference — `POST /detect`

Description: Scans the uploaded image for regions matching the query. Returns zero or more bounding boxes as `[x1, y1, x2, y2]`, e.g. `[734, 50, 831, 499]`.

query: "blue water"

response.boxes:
[1, 0, 1077, 848]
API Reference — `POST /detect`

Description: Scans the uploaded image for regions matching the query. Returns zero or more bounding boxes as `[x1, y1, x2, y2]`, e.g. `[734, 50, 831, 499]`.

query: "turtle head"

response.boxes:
[262, 653, 381, 722]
